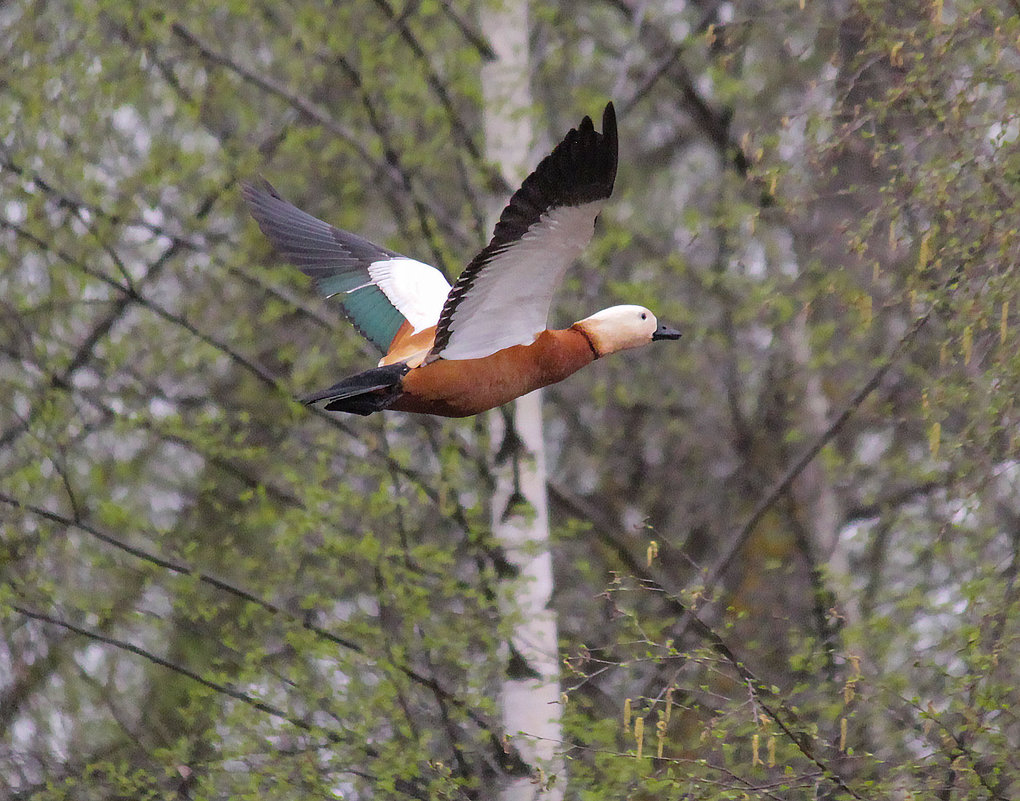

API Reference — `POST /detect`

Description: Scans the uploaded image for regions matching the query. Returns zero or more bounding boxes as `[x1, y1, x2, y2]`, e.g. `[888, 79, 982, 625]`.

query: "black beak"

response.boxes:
[652, 323, 682, 341]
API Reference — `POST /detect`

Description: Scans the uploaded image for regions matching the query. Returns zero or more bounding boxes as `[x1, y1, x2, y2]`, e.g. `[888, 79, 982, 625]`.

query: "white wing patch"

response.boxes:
[366, 257, 451, 331]
[437, 201, 604, 361]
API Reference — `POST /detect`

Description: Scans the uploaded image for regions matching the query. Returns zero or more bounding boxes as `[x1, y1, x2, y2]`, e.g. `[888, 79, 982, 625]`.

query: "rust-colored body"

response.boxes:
[379, 321, 436, 368]
[389, 327, 597, 417]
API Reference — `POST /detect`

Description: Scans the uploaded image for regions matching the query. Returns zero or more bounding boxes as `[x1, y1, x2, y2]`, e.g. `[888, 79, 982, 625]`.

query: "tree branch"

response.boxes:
[10, 603, 384, 785]
[0, 490, 527, 777]
[605, 0, 753, 179]
[168, 21, 465, 273]
[547, 481, 862, 798]
[678, 308, 933, 629]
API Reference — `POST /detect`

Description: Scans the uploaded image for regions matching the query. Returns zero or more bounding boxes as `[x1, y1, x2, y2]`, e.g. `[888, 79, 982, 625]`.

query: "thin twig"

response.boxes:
[0, 489, 525, 774]
[681, 309, 931, 619]
[11, 604, 383, 783]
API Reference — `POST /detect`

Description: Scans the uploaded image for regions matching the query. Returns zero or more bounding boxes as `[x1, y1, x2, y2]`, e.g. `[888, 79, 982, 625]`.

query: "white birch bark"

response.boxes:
[479, 2, 564, 799]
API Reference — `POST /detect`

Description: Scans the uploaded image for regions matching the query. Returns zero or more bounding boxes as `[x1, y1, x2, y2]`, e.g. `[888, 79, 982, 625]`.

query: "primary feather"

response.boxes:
[243, 180, 451, 353]
[430, 103, 618, 362]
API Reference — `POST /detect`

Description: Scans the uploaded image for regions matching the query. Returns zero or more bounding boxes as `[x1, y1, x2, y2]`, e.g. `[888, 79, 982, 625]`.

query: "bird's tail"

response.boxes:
[302, 364, 409, 416]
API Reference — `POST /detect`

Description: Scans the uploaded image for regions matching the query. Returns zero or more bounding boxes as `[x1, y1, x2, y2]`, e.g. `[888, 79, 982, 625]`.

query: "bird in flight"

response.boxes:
[244, 102, 680, 417]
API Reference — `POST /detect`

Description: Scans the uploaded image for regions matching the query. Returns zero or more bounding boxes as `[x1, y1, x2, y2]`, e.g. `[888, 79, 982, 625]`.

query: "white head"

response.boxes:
[572, 304, 681, 357]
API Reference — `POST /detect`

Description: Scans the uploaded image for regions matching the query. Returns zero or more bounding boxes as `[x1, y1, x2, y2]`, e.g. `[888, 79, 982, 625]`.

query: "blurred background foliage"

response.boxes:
[2, 0, 1019, 798]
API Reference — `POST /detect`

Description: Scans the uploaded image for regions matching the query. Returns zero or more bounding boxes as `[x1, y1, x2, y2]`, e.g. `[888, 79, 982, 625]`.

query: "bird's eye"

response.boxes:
[640, 312, 647, 320]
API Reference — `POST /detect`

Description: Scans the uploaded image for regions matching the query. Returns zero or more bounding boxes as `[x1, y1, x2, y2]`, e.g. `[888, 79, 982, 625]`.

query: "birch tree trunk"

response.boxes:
[479, 3, 563, 799]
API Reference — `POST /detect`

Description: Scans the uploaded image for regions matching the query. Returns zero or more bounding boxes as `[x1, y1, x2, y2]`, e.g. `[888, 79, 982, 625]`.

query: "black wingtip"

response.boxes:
[603, 102, 616, 135]
[602, 101, 619, 189]
[539, 101, 619, 206]
[428, 102, 621, 357]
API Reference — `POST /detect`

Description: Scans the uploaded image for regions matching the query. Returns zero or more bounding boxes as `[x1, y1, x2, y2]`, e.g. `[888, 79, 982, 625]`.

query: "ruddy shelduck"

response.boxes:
[244, 103, 680, 417]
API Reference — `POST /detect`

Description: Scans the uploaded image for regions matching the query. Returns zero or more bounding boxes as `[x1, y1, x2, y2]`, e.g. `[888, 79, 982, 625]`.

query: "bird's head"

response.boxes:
[573, 304, 681, 357]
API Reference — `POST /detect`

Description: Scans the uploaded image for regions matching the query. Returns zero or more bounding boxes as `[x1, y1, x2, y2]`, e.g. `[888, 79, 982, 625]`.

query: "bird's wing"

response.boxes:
[244, 180, 451, 354]
[429, 102, 618, 362]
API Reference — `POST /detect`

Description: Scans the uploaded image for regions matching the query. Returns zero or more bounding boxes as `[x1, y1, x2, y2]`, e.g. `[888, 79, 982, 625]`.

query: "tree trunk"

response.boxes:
[479, 3, 563, 799]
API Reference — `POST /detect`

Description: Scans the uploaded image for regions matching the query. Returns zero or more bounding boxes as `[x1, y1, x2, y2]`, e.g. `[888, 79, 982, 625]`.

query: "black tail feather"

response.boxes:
[303, 364, 409, 416]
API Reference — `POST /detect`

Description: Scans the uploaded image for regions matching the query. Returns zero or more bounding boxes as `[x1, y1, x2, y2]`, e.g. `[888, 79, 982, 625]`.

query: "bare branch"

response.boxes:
[10, 604, 384, 785]
[0, 490, 527, 775]
[0, 164, 236, 453]
[681, 309, 932, 622]
[437, 0, 496, 61]
[843, 478, 947, 524]
[0, 213, 285, 394]
[168, 21, 467, 272]
[0, 149, 206, 251]
[169, 23, 400, 188]
[368, 0, 491, 172]
[605, 0, 753, 179]
[547, 481, 862, 798]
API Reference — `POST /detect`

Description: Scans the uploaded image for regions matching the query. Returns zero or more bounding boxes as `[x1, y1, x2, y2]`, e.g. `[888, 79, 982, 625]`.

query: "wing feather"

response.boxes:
[430, 103, 618, 361]
[244, 180, 451, 353]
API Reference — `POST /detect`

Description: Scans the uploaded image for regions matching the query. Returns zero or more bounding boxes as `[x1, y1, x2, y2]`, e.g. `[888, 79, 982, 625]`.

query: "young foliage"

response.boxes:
[1, 0, 1018, 798]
